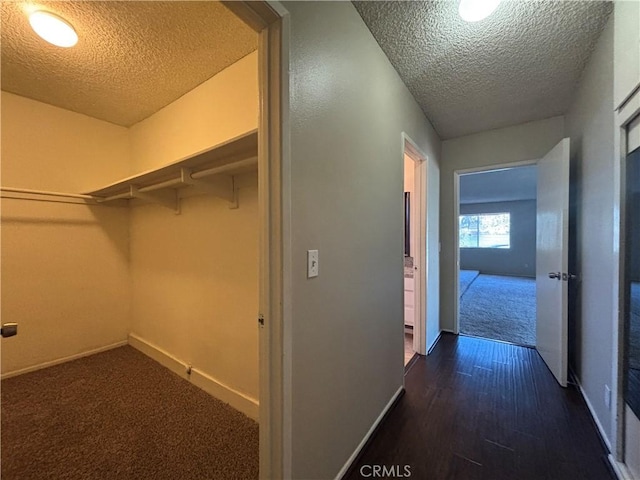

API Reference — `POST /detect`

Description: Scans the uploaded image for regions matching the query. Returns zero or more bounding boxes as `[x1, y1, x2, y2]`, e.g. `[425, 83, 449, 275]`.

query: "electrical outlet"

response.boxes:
[605, 385, 611, 410]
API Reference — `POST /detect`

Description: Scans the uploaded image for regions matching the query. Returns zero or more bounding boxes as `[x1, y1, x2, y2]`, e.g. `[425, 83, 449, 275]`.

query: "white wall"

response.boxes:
[565, 14, 615, 446]
[613, 0, 640, 110]
[440, 116, 565, 332]
[1, 92, 131, 375]
[285, 2, 441, 478]
[426, 154, 441, 351]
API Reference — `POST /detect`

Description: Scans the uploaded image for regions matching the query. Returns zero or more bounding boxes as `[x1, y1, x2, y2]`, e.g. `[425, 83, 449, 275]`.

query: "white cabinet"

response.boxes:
[614, 0, 640, 110]
[404, 276, 414, 327]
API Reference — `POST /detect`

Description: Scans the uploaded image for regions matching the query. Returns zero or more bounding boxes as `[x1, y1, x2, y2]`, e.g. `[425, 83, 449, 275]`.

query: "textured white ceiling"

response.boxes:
[1, 1, 257, 127]
[353, 0, 612, 139]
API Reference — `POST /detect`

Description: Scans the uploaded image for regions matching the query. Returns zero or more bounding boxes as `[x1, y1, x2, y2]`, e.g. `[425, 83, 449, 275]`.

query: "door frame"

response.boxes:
[612, 86, 640, 466]
[221, 2, 290, 478]
[452, 159, 538, 335]
[403, 134, 428, 355]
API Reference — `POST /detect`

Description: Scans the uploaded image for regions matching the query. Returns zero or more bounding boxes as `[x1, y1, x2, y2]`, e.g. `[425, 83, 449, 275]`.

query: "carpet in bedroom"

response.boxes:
[459, 274, 536, 346]
[459, 269, 479, 297]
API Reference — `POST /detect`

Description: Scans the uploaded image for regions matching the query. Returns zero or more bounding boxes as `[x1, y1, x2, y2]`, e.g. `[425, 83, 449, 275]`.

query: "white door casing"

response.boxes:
[403, 136, 428, 355]
[536, 137, 570, 387]
[404, 153, 416, 329]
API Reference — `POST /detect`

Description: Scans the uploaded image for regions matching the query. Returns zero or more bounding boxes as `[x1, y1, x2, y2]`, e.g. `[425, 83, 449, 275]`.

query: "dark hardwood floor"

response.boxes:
[346, 333, 614, 480]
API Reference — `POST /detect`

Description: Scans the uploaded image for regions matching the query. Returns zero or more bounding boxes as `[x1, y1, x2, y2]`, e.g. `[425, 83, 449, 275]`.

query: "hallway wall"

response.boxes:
[285, 2, 441, 478]
[565, 13, 615, 447]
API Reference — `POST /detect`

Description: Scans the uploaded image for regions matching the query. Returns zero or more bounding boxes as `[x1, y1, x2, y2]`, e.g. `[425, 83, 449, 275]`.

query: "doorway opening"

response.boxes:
[456, 165, 538, 347]
[403, 136, 428, 366]
[0, 1, 289, 478]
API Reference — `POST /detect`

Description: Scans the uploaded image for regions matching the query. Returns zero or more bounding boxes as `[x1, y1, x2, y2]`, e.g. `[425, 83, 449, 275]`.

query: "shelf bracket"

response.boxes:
[230, 177, 239, 210]
[130, 185, 180, 214]
[180, 168, 237, 208]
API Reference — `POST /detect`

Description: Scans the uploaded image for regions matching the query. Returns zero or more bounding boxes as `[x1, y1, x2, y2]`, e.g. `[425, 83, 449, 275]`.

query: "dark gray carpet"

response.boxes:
[460, 274, 536, 346]
[459, 269, 479, 297]
[1, 346, 258, 480]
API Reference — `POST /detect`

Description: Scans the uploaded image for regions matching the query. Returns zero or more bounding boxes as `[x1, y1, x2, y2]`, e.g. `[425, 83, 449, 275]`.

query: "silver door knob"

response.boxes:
[548, 272, 562, 279]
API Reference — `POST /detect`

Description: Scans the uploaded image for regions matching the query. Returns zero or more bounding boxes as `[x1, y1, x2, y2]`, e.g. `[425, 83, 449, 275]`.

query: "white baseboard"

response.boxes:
[128, 333, 258, 420]
[572, 372, 612, 452]
[128, 333, 189, 379]
[427, 331, 443, 354]
[335, 385, 404, 480]
[1, 340, 128, 380]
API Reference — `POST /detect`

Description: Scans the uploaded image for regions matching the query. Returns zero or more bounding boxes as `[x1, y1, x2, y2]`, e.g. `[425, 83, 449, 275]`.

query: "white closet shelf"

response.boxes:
[84, 129, 258, 212]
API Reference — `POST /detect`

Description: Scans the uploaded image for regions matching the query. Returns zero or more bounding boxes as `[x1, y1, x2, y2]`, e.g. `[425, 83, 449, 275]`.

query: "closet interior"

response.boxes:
[1, 0, 260, 431]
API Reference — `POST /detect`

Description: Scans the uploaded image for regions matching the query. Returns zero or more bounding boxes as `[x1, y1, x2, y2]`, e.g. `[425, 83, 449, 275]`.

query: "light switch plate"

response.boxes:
[307, 250, 319, 278]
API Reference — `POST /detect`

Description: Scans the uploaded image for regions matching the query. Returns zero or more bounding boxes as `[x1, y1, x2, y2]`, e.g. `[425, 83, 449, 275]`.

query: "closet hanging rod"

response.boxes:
[190, 156, 258, 180]
[138, 177, 184, 193]
[0, 187, 97, 200]
[138, 157, 258, 193]
[97, 191, 132, 202]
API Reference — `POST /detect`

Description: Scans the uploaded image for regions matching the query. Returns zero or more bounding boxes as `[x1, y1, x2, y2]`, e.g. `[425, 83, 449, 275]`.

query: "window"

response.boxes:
[459, 212, 510, 248]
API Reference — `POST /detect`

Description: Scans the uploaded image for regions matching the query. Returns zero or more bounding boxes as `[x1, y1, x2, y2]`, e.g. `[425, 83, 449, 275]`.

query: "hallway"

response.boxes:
[347, 334, 613, 480]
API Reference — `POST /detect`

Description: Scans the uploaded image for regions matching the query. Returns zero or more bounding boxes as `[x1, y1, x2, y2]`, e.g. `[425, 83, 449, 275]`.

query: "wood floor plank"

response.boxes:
[345, 334, 613, 480]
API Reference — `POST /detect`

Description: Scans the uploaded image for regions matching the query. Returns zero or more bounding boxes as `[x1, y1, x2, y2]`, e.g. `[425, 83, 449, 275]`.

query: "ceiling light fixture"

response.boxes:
[459, 0, 501, 22]
[28, 10, 78, 47]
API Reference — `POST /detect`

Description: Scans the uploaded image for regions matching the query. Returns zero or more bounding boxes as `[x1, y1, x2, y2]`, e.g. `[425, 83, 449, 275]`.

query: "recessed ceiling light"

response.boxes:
[459, 0, 502, 22]
[28, 10, 78, 48]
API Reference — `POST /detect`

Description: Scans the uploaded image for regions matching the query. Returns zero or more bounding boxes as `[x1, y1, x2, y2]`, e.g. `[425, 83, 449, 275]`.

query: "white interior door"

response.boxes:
[536, 137, 570, 387]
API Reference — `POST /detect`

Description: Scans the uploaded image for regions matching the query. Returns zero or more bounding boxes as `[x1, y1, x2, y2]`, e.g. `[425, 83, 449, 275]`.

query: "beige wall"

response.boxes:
[129, 180, 259, 403]
[129, 51, 258, 173]
[440, 116, 565, 332]
[1, 93, 131, 375]
[1, 92, 131, 191]
[285, 2, 441, 478]
[126, 53, 259, 409]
